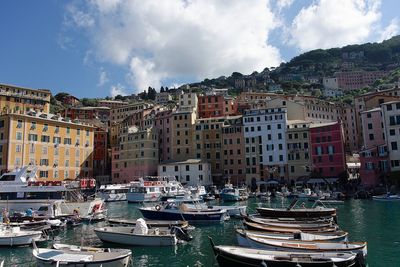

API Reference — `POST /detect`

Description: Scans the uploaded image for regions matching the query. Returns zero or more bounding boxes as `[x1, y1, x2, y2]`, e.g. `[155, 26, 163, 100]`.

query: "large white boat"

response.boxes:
[0, 166, 106, 219]
[126, 177, 186, 203]
[97, 184, 131, 202]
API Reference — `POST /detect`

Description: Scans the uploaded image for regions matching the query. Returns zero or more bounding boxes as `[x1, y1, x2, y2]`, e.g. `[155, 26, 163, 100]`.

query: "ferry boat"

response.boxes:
[0, 166, 106, 219]
[98, 184, 131, 202]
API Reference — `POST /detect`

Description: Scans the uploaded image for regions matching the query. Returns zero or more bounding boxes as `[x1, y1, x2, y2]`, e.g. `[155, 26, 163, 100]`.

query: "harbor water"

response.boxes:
[1, 198, 399, 266]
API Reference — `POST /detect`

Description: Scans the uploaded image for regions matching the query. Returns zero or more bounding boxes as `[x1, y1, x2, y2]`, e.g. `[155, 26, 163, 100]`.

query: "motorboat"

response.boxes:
[210, 239, 357, 267]
[236, 233, 367, 262]
[107, 218, 190, 229]
[243, 221, 338, 233]
[220, 185, 248, 202]
[0, 166, 106, 219]
[372, 193, 400, 201]
[0, 226, 43, 246]
[94, 219, 192, 246]
[33, 242, 132, 267]
[126, 176, 186, 203]
[236, 228, 348, 243]
[139, 202, 229, 224]
[98, 184, 130, 202]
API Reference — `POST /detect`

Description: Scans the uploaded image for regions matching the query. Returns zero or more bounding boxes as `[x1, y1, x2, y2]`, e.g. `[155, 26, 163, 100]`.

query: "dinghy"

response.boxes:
[94, 218, 192, 246]
[210, 238, 357, 267]
[0, 226, 43, 246]
[244, 215, 334, 229]
[256, 206, 336, 219]
[244, 221, 338, 233]
[33, 242, 132, 267]
[236, 228, 349, 243]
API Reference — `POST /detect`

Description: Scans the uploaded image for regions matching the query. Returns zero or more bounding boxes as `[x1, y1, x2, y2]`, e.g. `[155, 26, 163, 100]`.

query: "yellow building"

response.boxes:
[0, 83, 51, 114]
[0, 111, 94, 180]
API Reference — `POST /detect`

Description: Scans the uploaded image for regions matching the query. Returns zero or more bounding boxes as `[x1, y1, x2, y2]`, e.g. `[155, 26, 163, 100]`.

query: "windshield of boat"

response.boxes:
[0, 174, 16, 181]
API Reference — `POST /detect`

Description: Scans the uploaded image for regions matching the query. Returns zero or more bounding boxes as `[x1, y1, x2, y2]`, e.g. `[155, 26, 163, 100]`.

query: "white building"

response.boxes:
[323, 77, 339, 89]
[158, 159, 212, 186]
[155, 92, 172, 104]
[243, 108, 288, 182]
[382, 101, 400, 171]
[178, 92, 198, 110]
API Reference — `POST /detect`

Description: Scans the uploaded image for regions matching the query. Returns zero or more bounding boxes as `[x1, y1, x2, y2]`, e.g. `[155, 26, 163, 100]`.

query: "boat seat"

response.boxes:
[283, 242, 318, 249]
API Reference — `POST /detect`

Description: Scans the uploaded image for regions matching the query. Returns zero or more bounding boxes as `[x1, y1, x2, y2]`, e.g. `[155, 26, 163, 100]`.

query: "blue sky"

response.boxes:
[0, 0, 399, 98]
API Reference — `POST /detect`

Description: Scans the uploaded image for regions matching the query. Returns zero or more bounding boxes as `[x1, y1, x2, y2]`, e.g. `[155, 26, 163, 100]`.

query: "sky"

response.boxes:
[0, 0, 399, 98]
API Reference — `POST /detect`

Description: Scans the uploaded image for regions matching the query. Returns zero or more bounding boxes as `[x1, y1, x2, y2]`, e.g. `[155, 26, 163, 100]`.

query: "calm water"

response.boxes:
[1, 198, 399, 266]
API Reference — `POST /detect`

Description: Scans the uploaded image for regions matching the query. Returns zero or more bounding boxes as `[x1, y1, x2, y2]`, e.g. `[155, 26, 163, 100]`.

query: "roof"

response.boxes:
[160, 159, 207, 165]
[360, 107, 381, 114]
[381, 100, 400, 105]
[287, 120, 309, 125]
[309, 121, 339, 128]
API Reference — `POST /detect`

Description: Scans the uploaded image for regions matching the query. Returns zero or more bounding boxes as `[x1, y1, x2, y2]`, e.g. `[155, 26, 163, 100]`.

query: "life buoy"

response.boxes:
[155, 205, 161, 211]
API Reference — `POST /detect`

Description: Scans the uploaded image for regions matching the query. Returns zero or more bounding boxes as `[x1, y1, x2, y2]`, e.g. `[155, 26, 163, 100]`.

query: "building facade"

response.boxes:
[0, 111, 94, 180]
[158, 159, 212, 186]
[310, 122, 346, 178]
[382, 101, 400, 172]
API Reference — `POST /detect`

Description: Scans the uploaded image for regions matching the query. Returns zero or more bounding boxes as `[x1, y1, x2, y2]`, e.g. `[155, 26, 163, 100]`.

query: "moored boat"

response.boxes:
[139, 202, 228, 224]
[33, 242, 132, 267]
[98, 184, 130, 202]
[256, 206, 336, 219]
[372, 194, 400, 201]
[0, 226, 43, 246]
[236, 228, 349, 243]
[210, 239, 358, 267]
[107, 218, 190, 229]
[244, 215, 334, 229]
[244, 221, 338, 233]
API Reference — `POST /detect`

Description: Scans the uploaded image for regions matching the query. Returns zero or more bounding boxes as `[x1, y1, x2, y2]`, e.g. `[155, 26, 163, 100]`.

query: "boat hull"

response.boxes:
[139, 208, 226, 224]
[256, 207, 336, 219]
[0, 232, 42, 246]
[94, 227, 177, 246]
[126, 193, 161, 203]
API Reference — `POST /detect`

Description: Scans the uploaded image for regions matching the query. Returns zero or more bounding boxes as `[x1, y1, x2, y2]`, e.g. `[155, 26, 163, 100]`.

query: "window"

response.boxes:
[53, 137, 61, 144]
[40, 159, 49, 166]
[43, 124, 48, 132]
[387, 104, 393, 111]
[198, 164, 203, 171]
[369, 134, 374, 140]
[368, 123, 373, 130]
[75, 160, 79, 167]
[17, 120, 22, 128]
[54, 171, 59, 178]
[64, 138, 72, 145]
[39, 171, 48, 178]
[28, 134, 38, 141]
[65, 171, 69, 179]
[77, 129, 80, 135]
[175, 166, 178, 171]
[391, 142, 398, 150]
[16, 132, 22, 140]
[0, 120, 4, 128]
[15, 144, 21, 153]
[390, 129, 395, 136]
[65, 160, 69, 167]
[42, 146, 48, 155]
[66, 127, 70, 134]
[41, 135, 50, 142]
[31, 122, 36, 130]
[303, 133, 307, 138]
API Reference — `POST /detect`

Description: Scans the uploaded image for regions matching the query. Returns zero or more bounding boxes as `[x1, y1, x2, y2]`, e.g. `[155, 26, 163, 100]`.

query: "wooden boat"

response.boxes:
[0, 226, 43, 246]
[239, 232, 367, 258]
[210, 238, 357, 267]
[244, 221, 338, 233]
[244, 215, 334, 229]
[256, 206, 336, 219]
[33, 243, 132, 267]
[245, 215, 334, 224]
[138, 202, 228, 224]
[236, 228, 349, 243]
[94, 226, 188, 246]
[107, 218, 190, 229]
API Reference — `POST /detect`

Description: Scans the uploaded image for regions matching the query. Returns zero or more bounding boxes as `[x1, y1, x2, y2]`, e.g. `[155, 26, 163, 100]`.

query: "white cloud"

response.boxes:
[276, 0, 294, 10]
[379, 18, 399, 42]
[288, 0, 382, 51]
[97, 68, 109, 86]
[68, 0, 282, 93]
[110, 83, 127, 97]
[64, 4, 95, 28]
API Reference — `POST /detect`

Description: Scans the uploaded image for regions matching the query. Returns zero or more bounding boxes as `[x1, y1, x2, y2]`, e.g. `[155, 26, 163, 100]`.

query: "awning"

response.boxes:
[306, 178, 339, 184]
[256, 179, 280, 185]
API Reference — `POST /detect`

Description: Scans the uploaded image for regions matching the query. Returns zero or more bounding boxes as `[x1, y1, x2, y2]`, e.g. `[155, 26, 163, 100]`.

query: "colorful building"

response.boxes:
[154, 109, 173, 163]
[382, 101, 400, 172]
[0, 111, 94, 180]
[158, 159, 212, 186]
[197, 95, 237, 118]
[93, 126, 110, 179]
[0, 83, 51, 114]
[310, 121, 346, 178]
[170, 108, 196, 162]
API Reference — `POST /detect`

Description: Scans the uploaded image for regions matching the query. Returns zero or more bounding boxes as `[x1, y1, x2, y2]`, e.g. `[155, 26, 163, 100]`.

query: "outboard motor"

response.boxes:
[170, 226, 193, 242]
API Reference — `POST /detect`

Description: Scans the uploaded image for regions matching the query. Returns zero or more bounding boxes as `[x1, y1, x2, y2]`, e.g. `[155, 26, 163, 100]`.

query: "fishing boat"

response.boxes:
[372, 193, 400, 201]
[33, 242, 132, 267]
[210, 239, 357, 267]
[0, 166, 106, 219]
[98, 184, 131, 202]
[107, 218, 190, 229]
[243, 221, 338, 233]
[256, 205, 336, 219]
[236, 234, 367, 261]
[126, 176, 186, 203]
[0, 226, 43, 246]
[244, 216, 334, 229]
[94, 219, 192, 246]
[139, 202, 228, 224]
[236, 228, 349, 243]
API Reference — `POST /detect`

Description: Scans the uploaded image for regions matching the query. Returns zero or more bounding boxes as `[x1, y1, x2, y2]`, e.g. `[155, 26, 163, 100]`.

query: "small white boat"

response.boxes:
[33, 243, 132, 267]
[0, 226, 42, 246]
[94, 219, 192, 246]
[372, 194, 400, 201]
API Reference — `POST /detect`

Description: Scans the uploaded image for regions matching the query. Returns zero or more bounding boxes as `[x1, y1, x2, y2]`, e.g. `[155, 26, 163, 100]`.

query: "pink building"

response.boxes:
[359, 108, 389, 187]
[154, 109, 173, 162]
[310, 121, 346, 178]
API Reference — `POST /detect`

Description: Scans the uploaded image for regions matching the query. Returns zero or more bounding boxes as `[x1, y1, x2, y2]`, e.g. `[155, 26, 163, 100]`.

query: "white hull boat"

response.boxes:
[98, 184, 130, 202]
[94, 226, 178, 246]
[33, 243, 132, 267]
[0, 226, 42, 246]
[372, 194, 400, 201]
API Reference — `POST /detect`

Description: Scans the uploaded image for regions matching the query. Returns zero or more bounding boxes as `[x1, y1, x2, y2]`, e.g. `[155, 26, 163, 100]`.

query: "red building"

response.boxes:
[310, 121, 346, 178]
[62, 95, 80, 106]
[197, 95, 237, 118]
[93, 127, 110, 177]
[62, 106, 110, 124]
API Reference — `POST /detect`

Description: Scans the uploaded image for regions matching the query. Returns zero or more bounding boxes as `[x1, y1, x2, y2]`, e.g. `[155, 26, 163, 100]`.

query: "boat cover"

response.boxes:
[133, 218, 148, 235]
